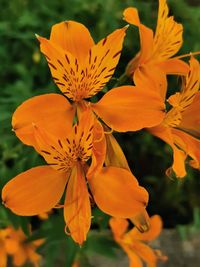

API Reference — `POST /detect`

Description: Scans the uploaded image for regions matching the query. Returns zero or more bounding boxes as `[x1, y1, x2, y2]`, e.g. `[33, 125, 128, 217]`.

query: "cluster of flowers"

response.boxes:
[0, 226, 43, 267]
[1, 0, 200, 266]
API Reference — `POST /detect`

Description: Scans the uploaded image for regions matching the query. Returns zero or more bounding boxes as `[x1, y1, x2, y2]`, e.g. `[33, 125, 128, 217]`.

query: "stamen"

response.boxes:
[54, 203, 64, 209]
[174, 51, 200, 59]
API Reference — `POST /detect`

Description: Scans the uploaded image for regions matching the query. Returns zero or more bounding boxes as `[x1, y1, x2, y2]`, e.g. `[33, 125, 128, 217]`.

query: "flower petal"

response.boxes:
[64, 165, 91, 245]
[0, 245, 7, 267]
[134, 64, 167, 100]
[92, 86, 165, 132]
[2, 166, 68, 215]
[128, 215, 163, 242]
[105, 133, 130, 170]
[179, 92, 200, 138]
[12, 94, 74, 148]
[123, 7, 154, 69]
[153, 0, 183, 61]
[84, 26, 128, 97]
[50, 21, 94, 64]
[89, 167, 148, 218]
[38, 26, 127, 100]
[158, 58, 189, 76]
[131, 241, 157, 267]
[87, 119, 106, 179]
[148, 125, 186, 178]
[172, 128, 200, 170]
[13, 247, 27, 267]
[109, 217, 129, 240]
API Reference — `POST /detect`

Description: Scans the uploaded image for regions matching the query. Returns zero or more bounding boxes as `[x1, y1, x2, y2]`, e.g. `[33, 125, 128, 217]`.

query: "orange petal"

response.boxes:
[158, 58, 189, 76]
[32, 109, 94, 172]
[130, 241, 157, 267]
[105, 133, 130, 170]
[64, 165, 91, 245]
[50, 21, 94, 64]
[123, 7, 153, 66]
[177, 57, 200, 112]
[92, 86, 165, 132]
[152, 0, 183, 61]
[13, 247, 27, 267]
[179, 92, 200, 137]
[12, 94, 74, 148]
[38, 26, 127, 100]
[87, 119, 106, 179]
[128, 215, 163, 242]
[89, 167, 148, 218]
[172, 128, 200, 170]
[2, 166, 68, 215]
[0, 245, 7, 267]
[38, 36, 84, 100]
[134, 64, 167, 100]
[109, 217, 129, 240]
[123, 7, 140, 26]
[4, 238, 20, 255]
[148, 125, 186, 178]
[130, 209, 150, 233]
[26, 246, 42, 267]
[84, 26, 128, 97]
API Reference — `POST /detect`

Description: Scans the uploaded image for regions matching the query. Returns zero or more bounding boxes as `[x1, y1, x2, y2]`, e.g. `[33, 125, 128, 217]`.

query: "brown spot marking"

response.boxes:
[113, 50, 122, 58]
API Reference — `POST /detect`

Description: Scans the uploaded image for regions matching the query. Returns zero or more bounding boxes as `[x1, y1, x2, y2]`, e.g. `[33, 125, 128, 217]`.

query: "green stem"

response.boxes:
[113, 73, 130, 87]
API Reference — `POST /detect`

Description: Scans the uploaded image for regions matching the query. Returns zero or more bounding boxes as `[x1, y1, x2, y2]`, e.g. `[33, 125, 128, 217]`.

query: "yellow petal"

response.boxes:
[84, 26, 127, 97]
[92, 86, 165, 132]
[38, 36, 84, 100]
[64, 165, 91, 245]
[12, 94, 74, 148]
[2, 166, 68, 215]
[39, 26, 127, 100]
[153, 0, 183, 61]
[89, 167, 148, 218]
[50, 21, 94, 64]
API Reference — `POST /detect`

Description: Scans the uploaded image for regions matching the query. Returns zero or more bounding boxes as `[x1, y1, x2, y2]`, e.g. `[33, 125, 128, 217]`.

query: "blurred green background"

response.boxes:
[0, 0, 200, 266]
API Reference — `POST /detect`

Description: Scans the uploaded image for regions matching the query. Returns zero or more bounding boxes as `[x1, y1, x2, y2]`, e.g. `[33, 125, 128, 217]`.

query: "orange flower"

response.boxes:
[147, 57, 200, 177]
[0, 226, 44, 267]
[38, 209, 52, 220]
[110, 215, 167, 267]
[8, 20, 164, 234]
[2, 111, 149, 245]
[11, 21, 165, 188]
[123, 0, 189, 99]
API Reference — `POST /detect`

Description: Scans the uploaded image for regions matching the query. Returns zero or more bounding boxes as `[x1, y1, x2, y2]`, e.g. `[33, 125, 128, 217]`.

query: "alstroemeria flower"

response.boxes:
[147, 57, 200, 177]
[110, 215, 167, 267]
[2, 111, 149, 245]
[123, 0, 189, 99]
[0, 226, 44, 267]
[12, 20, 164, 146]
